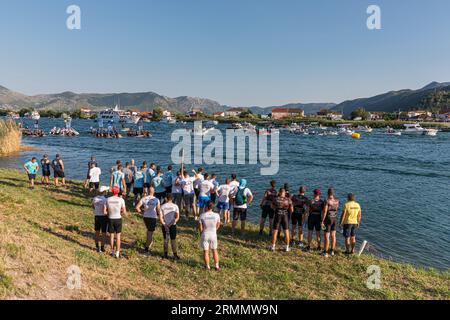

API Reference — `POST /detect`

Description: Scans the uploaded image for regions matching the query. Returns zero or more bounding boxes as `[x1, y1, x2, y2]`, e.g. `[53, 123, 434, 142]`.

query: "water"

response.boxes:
[1, 118, 449, 270]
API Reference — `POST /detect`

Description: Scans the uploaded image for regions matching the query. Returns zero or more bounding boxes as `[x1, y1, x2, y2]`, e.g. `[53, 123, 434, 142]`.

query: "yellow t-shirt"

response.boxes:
[343, 201, 361, 225]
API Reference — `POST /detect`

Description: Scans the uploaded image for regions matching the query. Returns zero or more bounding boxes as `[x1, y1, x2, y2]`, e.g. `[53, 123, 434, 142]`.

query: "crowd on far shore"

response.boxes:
[22, 154, 362, 270]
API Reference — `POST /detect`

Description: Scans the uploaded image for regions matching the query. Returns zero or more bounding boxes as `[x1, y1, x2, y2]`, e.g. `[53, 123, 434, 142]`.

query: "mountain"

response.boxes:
[0, 87, 225, 114]
[249, 103, 337, 115]
[333, 82, 450, 115]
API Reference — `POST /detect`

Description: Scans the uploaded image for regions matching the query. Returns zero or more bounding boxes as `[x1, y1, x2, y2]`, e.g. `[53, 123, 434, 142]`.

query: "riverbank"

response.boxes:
[0, 169, 448, 300]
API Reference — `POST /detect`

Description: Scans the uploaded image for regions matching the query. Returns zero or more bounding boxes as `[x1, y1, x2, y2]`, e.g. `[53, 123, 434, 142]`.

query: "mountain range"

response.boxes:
[0, 81, 449, 115]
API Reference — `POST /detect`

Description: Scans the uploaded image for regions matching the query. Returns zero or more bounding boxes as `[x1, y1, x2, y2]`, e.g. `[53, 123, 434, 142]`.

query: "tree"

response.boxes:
[152, 107, 164, 121]
[239, 109, 255, 119]
[351, 107, 370, 120]
[317, 109, 333, 116]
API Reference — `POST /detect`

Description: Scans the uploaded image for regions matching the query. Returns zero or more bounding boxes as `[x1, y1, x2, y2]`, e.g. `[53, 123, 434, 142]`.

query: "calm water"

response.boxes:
[1, 118, 449, 270]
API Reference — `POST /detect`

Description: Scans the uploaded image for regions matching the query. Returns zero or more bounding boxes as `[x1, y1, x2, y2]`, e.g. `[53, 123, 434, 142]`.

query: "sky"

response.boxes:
[1, 0, 450, 107]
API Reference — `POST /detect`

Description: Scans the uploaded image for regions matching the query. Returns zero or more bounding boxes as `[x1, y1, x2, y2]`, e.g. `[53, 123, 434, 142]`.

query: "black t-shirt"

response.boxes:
[41, 159, 51, 172]
[309, 199, 325, 215]
[52, 159, 63, 172]
[273, 196, 292, 213]
[292, 194, 309, 214]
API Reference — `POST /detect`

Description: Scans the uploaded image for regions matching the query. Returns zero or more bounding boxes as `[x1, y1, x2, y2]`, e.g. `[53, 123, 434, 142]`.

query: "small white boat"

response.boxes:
[160, 115, 176, 124]
[337, 124, 355, 136]
[205, 120, 218, 126]
[98, 106, 121, 123]
[424, 128, 438, 136]
[357, 125, 373, 133]
[26, 111, 40, 120]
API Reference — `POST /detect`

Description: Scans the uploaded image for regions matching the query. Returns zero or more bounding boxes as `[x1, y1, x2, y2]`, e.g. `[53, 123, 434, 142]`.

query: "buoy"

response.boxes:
[352, 132, 361, 139]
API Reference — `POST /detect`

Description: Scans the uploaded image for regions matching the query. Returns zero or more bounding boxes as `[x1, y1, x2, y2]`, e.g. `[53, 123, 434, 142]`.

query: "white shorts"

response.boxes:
[201, 233, 218, 250]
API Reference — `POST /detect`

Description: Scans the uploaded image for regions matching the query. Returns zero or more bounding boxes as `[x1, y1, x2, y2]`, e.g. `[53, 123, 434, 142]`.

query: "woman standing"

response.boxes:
[270, 188, 293, 252]
[322, 188, 340, 257]
[199, 201, 221, 270]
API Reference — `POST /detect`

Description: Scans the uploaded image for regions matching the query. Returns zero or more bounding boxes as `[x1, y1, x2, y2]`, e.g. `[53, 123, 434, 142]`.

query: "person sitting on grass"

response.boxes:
[159, 193, 180, 260]
[92, 186, 109, 253]
[136, 186, 160, 254]
[199, 201, 221, 271]
[340, 193, 362, 255]
[106, 186, 127, 259]
[23, 157, 39, 189]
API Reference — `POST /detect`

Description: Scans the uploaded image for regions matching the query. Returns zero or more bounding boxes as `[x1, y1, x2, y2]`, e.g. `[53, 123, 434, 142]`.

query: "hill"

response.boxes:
[0, 168, 448, 300]
[333, 82, 450, 115]
[249, 103, 337, 115]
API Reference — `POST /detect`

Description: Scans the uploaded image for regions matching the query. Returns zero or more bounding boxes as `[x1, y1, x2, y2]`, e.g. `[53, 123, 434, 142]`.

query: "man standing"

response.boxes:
[159, 194, 180, 259]
[199, 201, 221, 270]
[181, 170, 196, 219]
[23, 157, 39, 188]
[84, 156, 97, 188]
[231, 179, 253, 234]
[340, 193, 362, 255]
[216, 178, 231, 224]
[259, 180, 277, 236]
[123, 162, 134, 198]
[162, 165, 174, 196]
[52, 154, 66, 187]
[306, 189, 325, 252]
[110, 164, 126, 196]
[291, 186, 309, 247]
[106, 186, 127, 258]
[88, 162, 102, 193]
[198, 173, 214, 214]
[136, 186, 160, 253]
[92, 186, 109, 253]
[40, 154, 51, 187]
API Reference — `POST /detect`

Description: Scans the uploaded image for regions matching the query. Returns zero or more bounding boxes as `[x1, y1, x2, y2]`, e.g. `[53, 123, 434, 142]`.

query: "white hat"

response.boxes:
[99, 186, 110, 193]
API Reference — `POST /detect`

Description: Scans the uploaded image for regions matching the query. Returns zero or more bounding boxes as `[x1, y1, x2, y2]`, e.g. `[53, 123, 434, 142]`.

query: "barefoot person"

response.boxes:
[52, 154, 66, 187]
[88, 162, 101, 193]
[340, 193, 362, 255]
[23, 157, 39, 188]
[40, 154, 51, 186]
[322, 188, 340, 257]
[306, 189, 325, 252]
[216, 178, 231, 224]
[136, 187, 160, 253]
[106, 186, 127, 258]
[159, 194, 180, 259]
[231, 179, 253, 234]
[259, 180, 277, 236]
[291, 186, 309, 247]
[199, 201, 221, 270]
[92, 186, 109, 253]
[270, 188, 293, 252]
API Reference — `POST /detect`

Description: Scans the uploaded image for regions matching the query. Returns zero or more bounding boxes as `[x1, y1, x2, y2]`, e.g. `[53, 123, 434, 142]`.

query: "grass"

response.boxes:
[0, 120, 21, 155]
[0, 168, 448, 300]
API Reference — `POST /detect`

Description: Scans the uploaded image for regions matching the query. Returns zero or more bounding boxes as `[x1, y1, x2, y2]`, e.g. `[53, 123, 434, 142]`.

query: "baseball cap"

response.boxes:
[314, 188, 321, 195]
[99, 186, 109, 193]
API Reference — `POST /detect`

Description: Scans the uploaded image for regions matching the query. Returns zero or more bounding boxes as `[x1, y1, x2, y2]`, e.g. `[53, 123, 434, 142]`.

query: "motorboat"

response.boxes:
[385, 127, 402, 136]
[25, 111, 40, 120]
[357, 125, 373, 133]
[205, 120, 219, 126]
[337, 124, 354, 136]
[403, 123, 438, 136]
[160, 115, 176, 124]
[97, 106, 122, 123]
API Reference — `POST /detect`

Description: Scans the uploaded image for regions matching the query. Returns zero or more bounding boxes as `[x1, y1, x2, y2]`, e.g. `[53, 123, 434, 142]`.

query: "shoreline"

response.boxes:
[0, 168, 448, 300]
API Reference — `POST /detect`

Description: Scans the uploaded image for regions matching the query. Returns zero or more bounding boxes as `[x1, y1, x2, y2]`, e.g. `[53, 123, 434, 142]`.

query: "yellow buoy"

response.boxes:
[352, 132, 361, 139]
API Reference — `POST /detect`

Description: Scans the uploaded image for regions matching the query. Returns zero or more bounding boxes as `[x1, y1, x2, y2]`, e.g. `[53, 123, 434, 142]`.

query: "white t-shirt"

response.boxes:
[107, 196, 126, 219]
[200, 211, 220, 235]
[232, 188, 253, 209]
[229, 180, 240, 194]
[160, 202, 179, 225]
[199, 180, 214, 197]
[181, 177, 195, 195]
[140, 196, 160, 219]
[193, 173, 204, 189]
[92, 195, 107, 216]
[217, 184, 231, 203]
[89, 167, 101, 183]
[172, 176, 183, 194]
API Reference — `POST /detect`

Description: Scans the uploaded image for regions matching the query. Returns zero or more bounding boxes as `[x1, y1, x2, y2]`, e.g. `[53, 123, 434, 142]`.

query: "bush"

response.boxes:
[0, 120, 21, 155]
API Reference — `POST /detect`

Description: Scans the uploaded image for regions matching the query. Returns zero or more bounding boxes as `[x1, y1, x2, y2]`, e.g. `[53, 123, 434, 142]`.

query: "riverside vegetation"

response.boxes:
[0, 120, 21, 155]
[0, 169, 448, 300]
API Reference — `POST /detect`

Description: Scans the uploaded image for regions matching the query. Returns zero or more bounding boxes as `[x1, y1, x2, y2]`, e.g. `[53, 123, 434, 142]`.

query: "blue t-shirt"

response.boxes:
[134, 171, 145, 188]
[25, 161, 39, 174]
[112, 171, 125, 189]
[152, 176, 165, 193]
[162, 171, 173, 188]
[146, 168, 155, 184]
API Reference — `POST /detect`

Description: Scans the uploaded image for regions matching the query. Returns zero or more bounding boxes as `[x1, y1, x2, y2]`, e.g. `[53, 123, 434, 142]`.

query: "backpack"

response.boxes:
[235, 188, 247, 206]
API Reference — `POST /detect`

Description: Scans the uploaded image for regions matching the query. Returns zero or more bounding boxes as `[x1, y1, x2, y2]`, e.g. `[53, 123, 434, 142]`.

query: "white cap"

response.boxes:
[99, 186, 110, 193]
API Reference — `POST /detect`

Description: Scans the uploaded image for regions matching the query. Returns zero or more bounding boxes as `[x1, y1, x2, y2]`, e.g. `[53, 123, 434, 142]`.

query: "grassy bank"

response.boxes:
[0, 168, 448, 300]
[0, 120, 21, 155]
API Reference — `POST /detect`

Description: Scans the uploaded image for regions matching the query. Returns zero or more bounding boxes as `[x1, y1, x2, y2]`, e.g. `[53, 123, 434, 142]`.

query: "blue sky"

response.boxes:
[1, 0, 449, 106]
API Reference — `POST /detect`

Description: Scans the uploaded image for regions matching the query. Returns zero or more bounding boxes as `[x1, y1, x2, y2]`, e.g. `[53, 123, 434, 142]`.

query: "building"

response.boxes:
[80, 108, 93, 117]
[162, 110, 172, 117]
[224, 107, 245, 117]
[271, 108, 305, 120]
[407, 110, 432, 118]
[369, 112, 386, 120]
[213, 111, 225, 118]
[327, 112, 343, 121]
[187, 108, 202, 117]
[140, 111, 153, 119]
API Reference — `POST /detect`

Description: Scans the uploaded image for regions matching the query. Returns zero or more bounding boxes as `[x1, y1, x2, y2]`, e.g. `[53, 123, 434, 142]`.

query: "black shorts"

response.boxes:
[233, 208, 247, 221]
[28, 174, 36, 180]
[43, 170, 51, 177]
[134, 187, 144, 196]
[324, 217, 337, 233]
[308, 214, 322, 231]
[165, 186, 172, 194]
[194, 188, 200, 199]
[162, 224, 177, 240]
[183, 194, 194, 207]
[291, 211, 304, 226]
[273, 210, 289, 231]
[94, 216, 109, 232]
[343, 224, 358, 238]
[126, 183, 132, 192]
[144, 183, 151, 189]
[155, 192, 166, 201]
[144, 217, 157, 232]
[210, 193, 217, 203]
[89, 182, 100, 190]
[261, 205, 275, 219]
[54, 171, 65, 178]
[109, 218, 122, 233]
